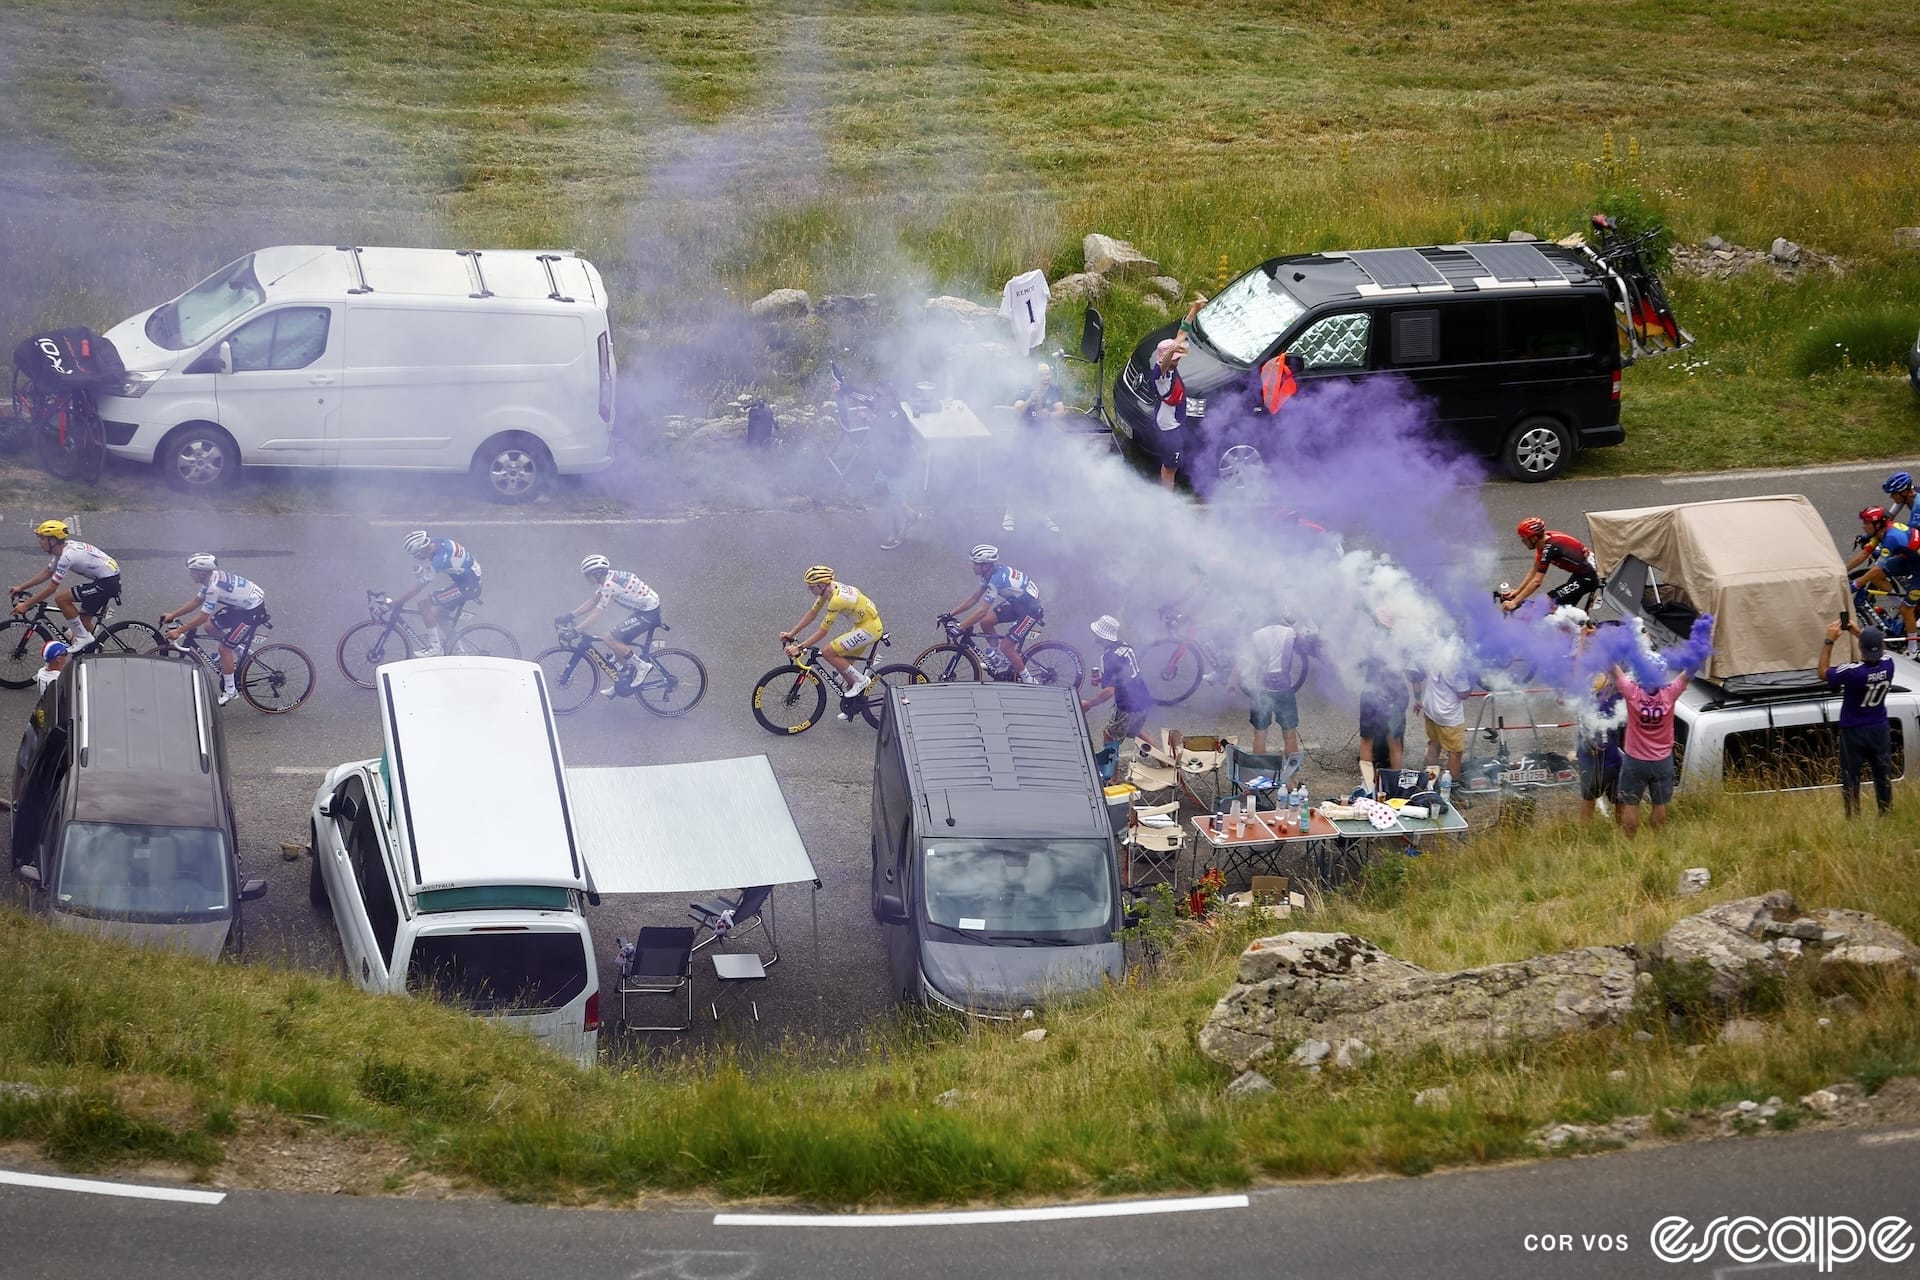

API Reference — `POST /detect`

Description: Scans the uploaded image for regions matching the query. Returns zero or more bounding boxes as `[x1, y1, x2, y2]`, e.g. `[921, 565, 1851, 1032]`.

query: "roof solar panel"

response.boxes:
[1464, 242, 1562, 282]
[1348, 248, 1447, 290]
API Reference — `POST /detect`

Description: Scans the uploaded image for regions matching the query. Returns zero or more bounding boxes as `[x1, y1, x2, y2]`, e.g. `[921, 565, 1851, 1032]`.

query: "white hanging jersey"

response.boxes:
[49, 540, 118, 583]
[999, 270, 1050, 353]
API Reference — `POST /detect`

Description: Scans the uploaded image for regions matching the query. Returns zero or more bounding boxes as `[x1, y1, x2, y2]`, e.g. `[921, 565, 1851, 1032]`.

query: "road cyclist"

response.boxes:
[158, 554, 270, 706]
[781, 564, 884, 716]
[1881, 471, 1916, 530]
[394, 530, 483, 657]
[1500, 517, 1601, 615]
[8, 518, 122, 651]
[560, 554, 661, 697]
[944, 544, 1044, 683]
[1846, 506, 1920, 657]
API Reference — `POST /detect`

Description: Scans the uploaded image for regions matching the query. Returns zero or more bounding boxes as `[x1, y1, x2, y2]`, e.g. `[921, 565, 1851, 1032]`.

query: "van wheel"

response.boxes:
[1502, 416, 1571, 483]
[474, 432, 551, 503]
[158, 423, 239, 492]
[307, 820, 330, 910]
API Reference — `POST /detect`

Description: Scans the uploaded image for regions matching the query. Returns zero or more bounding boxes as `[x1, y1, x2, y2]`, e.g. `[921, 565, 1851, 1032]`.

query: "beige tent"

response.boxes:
[1586, 495, 1855, 679]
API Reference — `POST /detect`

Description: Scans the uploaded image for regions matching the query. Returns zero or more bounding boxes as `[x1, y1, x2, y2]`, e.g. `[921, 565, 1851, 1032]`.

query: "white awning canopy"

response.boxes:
[567, 755, 818, 896]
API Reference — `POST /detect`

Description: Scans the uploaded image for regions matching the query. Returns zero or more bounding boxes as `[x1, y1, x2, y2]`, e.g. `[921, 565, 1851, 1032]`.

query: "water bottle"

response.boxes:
[1291, 784, 1309, 831]
[1438, 770, 1453, 814]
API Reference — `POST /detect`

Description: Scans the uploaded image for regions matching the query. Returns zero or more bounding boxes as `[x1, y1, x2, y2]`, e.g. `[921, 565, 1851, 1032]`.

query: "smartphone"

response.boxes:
[1838, 609, 1850, 629]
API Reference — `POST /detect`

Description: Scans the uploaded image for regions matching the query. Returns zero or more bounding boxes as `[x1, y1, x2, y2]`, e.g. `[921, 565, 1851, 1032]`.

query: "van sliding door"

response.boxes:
[212, 306, 341, 466]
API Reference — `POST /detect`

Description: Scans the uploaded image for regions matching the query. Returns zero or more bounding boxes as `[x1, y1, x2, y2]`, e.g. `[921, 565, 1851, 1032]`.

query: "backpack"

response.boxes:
[12, 327, 126, 392]
[745, 399, 777, 449]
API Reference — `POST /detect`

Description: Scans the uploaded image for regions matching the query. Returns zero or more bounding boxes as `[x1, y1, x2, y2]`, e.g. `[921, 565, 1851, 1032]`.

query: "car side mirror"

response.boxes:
[876, 893, 908, 925]
[1080, 308, 1105, 365]
[217, 340, 234, 375]
[16, 865, 41, 885]
[238, 878, 268, 902]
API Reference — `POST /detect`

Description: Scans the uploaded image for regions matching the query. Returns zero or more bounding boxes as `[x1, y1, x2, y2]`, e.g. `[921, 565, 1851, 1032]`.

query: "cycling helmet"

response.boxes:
[579, 554, 611, 576]
[33, 519, 69, 540]
[969, 543, 1000, 564]
[1516, 516, 1546, 541]
[1861, 506, 1888, 525]
[803, 564, 835, 585]
[185, 552, 219, 572]
[1090, 615, 1121, 643]
[403, 530, 432, 555]
[1885, 472, 1913, 496]
[41, 640, 68, 663]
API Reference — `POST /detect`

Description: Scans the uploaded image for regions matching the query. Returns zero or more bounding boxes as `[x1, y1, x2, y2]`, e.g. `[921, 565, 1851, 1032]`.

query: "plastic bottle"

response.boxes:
[1293, 784, 1311, 830]
[1438, 769, 1453, 814]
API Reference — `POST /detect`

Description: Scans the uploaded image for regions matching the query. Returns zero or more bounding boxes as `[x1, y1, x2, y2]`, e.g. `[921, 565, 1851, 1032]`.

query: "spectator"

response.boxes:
[1575, 673, 1623, 824]
[1820, 620, 1895, 817]
[1357, 614, 1410, 794]
[871, 393, 921, 551]
[1612, 663, 1691, 838]
[1002, 363, 1066, 534]
[1238, 620, 1303, 772]
[35, 639, 70, 694]
[1149, 296, 1206, 489]
[1082, 615, 1153, 749]
[1415, 660, 1468, 784]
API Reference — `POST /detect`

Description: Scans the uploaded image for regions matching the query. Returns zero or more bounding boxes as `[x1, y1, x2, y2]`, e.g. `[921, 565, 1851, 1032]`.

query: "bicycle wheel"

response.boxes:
[912, 641, 982, 684]
[859, 663, 929, 728]
[337, 620, 411, 689]
[751, 664, 826, 735]
[633, 647, 708, 718]
[453, 623, 520, 660]
[1022, 640, 1085, 690]
[1140, 637, 1204, 705]
[36, 408, 103, 484]
[240, 643, 316, 713]
[98, 619, 165, 656]
[0, 618, 53, 689]
[534, 645, 599, 714]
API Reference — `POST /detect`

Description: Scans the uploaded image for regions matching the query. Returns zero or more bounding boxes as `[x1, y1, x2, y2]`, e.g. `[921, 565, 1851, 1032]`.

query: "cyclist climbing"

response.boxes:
[159, 554, 269, 706]
[945, 543, 1043, 683]
[392, 530, 482, 657]
[8, 519, 121, 651]
[1881, 471, 1916, 529]
[1847, 507, 1920, 656]
[782, 564, 883, 712]
[1501, 517, 1600, 614]
[560, 554, 660, 697]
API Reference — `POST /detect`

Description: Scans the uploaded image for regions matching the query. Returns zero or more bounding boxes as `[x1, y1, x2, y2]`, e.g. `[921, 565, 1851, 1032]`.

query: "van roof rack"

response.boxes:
[536, 253, 574, 303]
[455, 249, 493, 299]
[1694, 668, 1840, 709]
[336, 246, 373, 295]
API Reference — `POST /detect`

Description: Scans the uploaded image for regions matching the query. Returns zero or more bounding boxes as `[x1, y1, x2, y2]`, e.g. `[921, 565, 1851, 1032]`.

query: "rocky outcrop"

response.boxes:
[748, 288, 810, 320]
[1082, 232, 1158, 278]
[923, 295, 1000, 327]
[1669, 237, 1848, 281]
[1047, 272, 1108, 304]
[1650, 890, 1920, 1004]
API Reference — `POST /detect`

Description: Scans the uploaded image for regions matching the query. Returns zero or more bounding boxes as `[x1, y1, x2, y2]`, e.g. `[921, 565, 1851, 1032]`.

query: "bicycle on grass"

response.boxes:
[750, 634, 926, 734]
[534, 620, 709, 717]
[336, 589, 520, 689]
[912, 613, 1084, 689]
[0, 592, 154, 688]
[106, 614, 315, 714]
[11, 329, 117, 484]
[1140, 605, 1314, 706]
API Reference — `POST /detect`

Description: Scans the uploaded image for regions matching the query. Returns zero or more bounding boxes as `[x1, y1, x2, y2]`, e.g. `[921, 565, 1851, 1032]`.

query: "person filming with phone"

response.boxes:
[1820, 615, 1895, 818]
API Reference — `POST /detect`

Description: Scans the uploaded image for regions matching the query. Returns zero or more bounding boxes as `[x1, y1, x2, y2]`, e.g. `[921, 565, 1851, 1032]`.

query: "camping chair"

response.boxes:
[1223, 742, 1302, 810]
[1174, 733, 1228, 811]
[688, 884, 779, 967]
[618, 926, 696, 1033]
[825, 366, 876, 484]
[1121, 799, 1184, 889]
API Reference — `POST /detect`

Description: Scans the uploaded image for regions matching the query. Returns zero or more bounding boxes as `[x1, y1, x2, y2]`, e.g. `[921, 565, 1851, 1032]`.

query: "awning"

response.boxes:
[567, 755, 818, 896]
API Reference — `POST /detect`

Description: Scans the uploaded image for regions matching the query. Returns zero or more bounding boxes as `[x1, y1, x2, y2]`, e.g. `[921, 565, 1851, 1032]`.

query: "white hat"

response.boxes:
[1090, 615, 1121, 643]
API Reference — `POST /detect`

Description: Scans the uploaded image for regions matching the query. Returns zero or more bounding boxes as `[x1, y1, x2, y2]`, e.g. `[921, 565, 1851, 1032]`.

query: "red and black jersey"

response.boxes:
[1533, 531, 1592, 575]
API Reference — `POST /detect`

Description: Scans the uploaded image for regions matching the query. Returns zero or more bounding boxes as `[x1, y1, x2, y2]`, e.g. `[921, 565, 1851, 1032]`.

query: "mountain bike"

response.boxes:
[750, 635, 926, 734]
[533, 619, 709, 716]
[336, 589, 520, 689]
[1140, 606, 1314, 706]
[911, 613, 1084, 689]
[105, 614, 316, 713]
[0, 592, 157, 689]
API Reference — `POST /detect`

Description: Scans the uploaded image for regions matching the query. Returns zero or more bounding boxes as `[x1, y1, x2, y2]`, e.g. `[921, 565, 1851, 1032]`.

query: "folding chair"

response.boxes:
[1223, 742, 1301, 811]
[825, 384, 874, 483]
[618, 926, 696, 1032]
[688, 884, 779, 967]
[1175, 733, 1228, 812]
[1121, 799, 1184, 888]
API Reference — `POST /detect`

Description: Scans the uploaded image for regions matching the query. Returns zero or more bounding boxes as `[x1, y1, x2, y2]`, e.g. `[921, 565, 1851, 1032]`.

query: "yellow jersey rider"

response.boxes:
[781, 565, 883, 713]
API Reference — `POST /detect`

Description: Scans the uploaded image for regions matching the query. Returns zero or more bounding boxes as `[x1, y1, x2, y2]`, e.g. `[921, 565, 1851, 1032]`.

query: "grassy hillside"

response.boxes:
[0, 1, 1915, 468]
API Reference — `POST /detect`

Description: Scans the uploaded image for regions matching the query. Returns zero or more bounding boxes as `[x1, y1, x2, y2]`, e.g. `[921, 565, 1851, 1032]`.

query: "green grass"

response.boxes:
[0, 1, 1916, 456]
[2, 788, 1916, 1203]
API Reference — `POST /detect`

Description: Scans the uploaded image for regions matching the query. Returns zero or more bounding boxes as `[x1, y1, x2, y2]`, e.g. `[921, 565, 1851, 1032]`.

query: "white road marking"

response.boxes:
[1662, 462, 1895, 486]
[1858, 1127, 1920, 1146]
[365, 517, 690, 527]
[0, 1169, 226, 1205]
[714, 1192, 1248, 1228]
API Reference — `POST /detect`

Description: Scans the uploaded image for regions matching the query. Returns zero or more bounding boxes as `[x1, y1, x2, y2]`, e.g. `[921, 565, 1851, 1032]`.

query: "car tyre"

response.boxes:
[474, 432, 552, 504]
[158, 422, 240, 492]
[1501, 416, 1571, 483]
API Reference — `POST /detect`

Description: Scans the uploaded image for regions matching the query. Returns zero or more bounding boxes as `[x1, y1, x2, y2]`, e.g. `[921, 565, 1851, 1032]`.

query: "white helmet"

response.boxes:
[969, 543, 1000, 564]
[185, 552, 219, 572]
[580, 554, 611, 576]
[403, 530, 432, 555]
[1090, 615, 1121, 643]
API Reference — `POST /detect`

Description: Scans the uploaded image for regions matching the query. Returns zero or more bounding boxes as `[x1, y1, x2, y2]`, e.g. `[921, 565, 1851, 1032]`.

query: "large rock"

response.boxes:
[749, 288, 811, 320]
[1082, 233, 1159, 278]
[923, 295, 999, 327]
[1146, 276, 1185, 300]
[1048, 272, 1108, 304]
[1652, 891, 1920, 1004]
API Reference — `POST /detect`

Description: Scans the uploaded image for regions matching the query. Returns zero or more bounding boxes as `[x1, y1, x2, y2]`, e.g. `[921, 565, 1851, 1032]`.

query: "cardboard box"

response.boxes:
[1225, 876, 1308, 919]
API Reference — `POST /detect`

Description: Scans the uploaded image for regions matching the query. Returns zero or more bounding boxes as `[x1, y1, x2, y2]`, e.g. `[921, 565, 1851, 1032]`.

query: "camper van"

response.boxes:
[308, 657, 601, 1064]
[96, 246, 615, 501]
[870, 682, 1124, 1017]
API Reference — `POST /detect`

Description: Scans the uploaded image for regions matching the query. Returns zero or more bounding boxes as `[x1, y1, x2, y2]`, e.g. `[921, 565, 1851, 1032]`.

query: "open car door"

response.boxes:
[1586, 213, 1692, 359]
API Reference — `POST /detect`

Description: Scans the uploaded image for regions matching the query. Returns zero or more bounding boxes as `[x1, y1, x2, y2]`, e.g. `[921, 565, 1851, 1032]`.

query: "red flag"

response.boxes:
[1259, 352, 1298, 414]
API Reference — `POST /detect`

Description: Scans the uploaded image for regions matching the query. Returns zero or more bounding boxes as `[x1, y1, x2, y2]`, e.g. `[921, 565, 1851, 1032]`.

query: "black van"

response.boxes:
[871, 682, 1124, 1016]
[1113, 237, 1687, 485]
[10, 654, 262, 958]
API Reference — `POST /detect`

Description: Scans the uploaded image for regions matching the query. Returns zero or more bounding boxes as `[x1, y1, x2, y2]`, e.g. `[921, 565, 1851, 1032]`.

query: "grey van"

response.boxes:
[871, 682, 1124, 1016]
[9, 654, 263, 957]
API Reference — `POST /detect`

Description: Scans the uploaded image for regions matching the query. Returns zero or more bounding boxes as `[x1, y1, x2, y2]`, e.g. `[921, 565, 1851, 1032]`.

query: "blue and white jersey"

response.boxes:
[413, 538, 481, 584]
[982, 564, 1040, 607]
[197, 570, 266, 613]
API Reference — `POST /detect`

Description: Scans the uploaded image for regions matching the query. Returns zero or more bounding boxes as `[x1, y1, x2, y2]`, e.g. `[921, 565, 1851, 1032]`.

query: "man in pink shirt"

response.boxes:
[1612, 666, 1690, 838]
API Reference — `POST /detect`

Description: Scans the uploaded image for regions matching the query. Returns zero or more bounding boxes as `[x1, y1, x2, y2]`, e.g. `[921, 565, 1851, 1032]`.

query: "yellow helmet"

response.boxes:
[803, 564, 835, 585]
[34, 519, 69, 540]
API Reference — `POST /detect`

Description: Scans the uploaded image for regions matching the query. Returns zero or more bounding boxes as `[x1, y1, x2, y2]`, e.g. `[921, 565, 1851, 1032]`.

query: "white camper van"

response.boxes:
[97, 245, 615, 501]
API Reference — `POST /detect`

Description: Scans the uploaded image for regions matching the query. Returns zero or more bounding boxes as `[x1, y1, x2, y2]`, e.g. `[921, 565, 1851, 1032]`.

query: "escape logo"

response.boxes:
[1650, 1215, 1912, 1271]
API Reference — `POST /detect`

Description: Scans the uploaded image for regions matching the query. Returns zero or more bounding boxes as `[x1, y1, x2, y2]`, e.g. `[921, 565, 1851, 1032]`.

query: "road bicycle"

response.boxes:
[1140, 606, 1313, 706]
[336, 589, 520, 689]
[911, 612, 1084, 689]
[1850, 574, 1917, 642]
[104, 614, 316, 714]
[750, 634, 926, 734]
[0, 592, 158, 688]
[533, 620, 709, 717]
[11, 329, 117, 484]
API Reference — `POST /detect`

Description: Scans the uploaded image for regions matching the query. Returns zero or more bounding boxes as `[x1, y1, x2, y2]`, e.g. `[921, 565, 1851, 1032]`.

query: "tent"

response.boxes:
[1586, 494, 1855, 680]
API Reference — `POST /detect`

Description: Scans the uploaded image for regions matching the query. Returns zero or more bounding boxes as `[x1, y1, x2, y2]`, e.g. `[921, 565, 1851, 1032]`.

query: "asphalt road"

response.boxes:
[4, 1122, 1917, 1278]
[0, 455, 1904, 1052]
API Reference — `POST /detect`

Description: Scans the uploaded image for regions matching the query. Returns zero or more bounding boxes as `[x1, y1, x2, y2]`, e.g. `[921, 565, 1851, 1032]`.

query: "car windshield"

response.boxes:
[144, 254, 266, 351]
[1194, 265, 1308, 365]
[922, 838, 1114, 941]
[55, 823, 230, 922]
[405, 930, 589, 1012]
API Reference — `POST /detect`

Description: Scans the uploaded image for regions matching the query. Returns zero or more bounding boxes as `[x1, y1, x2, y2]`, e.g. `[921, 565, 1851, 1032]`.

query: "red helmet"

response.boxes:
[1517, 517, 1546, 541]
[1861, 506, 1888, 525]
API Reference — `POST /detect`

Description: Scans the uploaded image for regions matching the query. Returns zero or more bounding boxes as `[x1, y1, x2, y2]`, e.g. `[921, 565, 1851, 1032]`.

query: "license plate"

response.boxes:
[1113, 413, 1133, 439]
[1500, 767, 1554, 785]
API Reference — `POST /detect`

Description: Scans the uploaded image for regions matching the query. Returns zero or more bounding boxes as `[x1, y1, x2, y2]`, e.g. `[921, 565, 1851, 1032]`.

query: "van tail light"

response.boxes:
[1610, 370, 1621, 401]
[584, 990, 601, 1033]
[597, 332, 613, 424]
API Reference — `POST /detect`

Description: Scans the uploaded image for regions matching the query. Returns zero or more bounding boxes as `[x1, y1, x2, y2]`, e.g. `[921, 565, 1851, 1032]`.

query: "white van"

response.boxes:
[307, 656, 602, 1065]
[97, 245, 615, 501]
